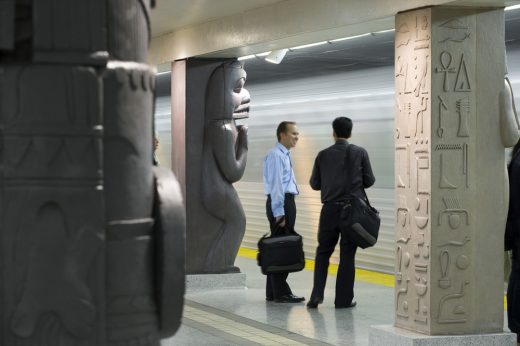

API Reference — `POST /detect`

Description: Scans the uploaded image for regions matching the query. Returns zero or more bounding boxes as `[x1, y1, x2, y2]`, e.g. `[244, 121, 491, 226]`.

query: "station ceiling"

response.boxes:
[242, 8, 520, 84]
[151, 0, 284, 36]
[155, 7, 520, 94]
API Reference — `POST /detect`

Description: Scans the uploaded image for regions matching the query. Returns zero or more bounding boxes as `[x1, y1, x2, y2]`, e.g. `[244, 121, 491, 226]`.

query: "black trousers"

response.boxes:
[310, 202, 357, 306]
[265, 194, 296, 299]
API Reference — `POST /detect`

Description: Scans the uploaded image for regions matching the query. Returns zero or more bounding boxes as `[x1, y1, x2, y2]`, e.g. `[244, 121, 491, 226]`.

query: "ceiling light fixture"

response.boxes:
[506, 4, 520, 11]
[374, 29, 395, 34]
[290, 41, 328, 50]
[330, 33, 371, 43]
[237, 54, 256, 61]
[265, 49, 289, 64]
[237, 27, 397, 63]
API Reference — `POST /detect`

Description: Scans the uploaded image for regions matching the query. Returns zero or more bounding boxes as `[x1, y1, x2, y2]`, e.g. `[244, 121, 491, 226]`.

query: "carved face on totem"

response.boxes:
[205, 61, 250, 120]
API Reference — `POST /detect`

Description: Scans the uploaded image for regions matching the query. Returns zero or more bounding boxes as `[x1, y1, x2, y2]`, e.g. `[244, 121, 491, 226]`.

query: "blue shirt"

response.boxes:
[263, 143, 299, 217]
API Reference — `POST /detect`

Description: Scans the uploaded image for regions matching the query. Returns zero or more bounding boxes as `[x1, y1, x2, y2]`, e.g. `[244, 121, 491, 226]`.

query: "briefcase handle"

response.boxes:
[271, 217, 295, 237]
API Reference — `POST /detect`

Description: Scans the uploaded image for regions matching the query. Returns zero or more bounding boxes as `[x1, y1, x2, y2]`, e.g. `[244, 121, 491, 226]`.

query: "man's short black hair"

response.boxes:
[276, 121, 296, 141]
[332, 117, 353, 138]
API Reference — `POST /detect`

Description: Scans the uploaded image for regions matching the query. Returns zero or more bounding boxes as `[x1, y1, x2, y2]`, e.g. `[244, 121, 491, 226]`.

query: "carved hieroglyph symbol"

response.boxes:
[456, 255, 470, 270]
[439, 153, 456, 189]
[414, 97, 429, 137]
[437, 96, 448, 138]
[414, 197, 429, 229]
[414, 15, 430, 50]
[397, 195, 410, 229]
[396, 22, 411, 48]
[439, 18, 469, 30]
[436, 51, 456, 92]
[439, 18, 471, 43]
[396, 145, 410, 188]
[396, 279, 411, 318]
[415, 149, 430, 195]
[439, 249, 451, 288]
[438, 281, 469, 324]
[436, 144, 468, 189]
[413, 232, 429, 260]
[463, 143, 468, 187]
[435, 52, 472, 92]
[438, 236, 471, 247]
[396, 98, 411, 139]
[396, 56, 409, 97]
[456, 97, 470, 137]
[439, 33, 471, 43]
[414, 275, 428, 323]
[414, 56, 429, 97]
[439, 197, 470, 229]
[405, 102, 412, 137]
[397, 246, 403, 282]
[454, 54, 471, 92]
[397, 234, 412, 245]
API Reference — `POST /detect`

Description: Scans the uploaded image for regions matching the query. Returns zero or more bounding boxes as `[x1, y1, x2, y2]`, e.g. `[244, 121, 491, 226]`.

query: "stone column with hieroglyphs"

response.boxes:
[395, 6, 507, 335]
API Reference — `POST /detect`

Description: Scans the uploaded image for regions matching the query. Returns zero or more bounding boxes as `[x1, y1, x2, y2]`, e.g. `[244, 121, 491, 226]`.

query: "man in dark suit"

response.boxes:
[506, 139, 520, 343]
[307, 117, 375, 309]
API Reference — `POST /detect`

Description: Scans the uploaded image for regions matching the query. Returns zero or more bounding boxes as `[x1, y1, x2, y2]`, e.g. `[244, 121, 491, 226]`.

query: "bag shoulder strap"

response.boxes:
[343, 144, 374, 208]
[343, 144, 352, 197]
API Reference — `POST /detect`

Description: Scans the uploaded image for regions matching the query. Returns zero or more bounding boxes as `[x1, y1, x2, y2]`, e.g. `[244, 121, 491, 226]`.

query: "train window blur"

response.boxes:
[153, 10, 520, 272]
[154, 70, 172, 169]
[239, 69, 395, 189]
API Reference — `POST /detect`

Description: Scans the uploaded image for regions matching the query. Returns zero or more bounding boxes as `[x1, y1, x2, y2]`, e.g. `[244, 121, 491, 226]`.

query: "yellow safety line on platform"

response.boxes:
[238, 247, 394, 287]
[238, 247, 508, 309]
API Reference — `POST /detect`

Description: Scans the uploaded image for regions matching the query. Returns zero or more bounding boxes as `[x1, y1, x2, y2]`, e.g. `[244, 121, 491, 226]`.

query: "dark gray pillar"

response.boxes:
[0, 1, 185, 345]
[172, 59, 250, 274]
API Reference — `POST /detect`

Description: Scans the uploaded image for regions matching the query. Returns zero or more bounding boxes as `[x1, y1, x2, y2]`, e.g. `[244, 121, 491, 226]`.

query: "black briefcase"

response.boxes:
[340, 195, 380, 249]
[257, 230, 305, 275]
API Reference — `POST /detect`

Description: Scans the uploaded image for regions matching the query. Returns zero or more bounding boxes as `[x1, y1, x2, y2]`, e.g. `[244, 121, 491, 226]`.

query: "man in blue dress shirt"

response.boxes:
[262, 121, 305, 303]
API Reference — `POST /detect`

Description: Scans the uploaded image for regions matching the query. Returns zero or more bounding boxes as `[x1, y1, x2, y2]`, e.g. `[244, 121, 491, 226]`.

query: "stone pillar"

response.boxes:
[393, 6, 508, 335]
[0, 1, 185, 345]
[172, 59, 250, 275]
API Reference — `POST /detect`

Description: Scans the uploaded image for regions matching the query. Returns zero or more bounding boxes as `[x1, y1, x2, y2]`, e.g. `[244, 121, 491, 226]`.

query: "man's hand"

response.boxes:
[275, 216, 286, 227]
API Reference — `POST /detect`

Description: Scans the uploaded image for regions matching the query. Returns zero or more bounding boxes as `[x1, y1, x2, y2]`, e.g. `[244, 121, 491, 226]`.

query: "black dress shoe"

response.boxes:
[335, 301, 357, 309]
[275, 294, 305, 303]
[306, 297, 323, 308]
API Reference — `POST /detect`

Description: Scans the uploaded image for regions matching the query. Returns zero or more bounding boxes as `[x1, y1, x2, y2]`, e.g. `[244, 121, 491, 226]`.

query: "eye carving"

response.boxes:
[233, 78, 245, 93]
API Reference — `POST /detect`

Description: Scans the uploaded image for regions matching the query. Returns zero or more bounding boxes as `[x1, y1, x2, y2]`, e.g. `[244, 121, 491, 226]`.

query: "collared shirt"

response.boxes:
[310, 139, 375, 203]
[263, 142, 299, 217]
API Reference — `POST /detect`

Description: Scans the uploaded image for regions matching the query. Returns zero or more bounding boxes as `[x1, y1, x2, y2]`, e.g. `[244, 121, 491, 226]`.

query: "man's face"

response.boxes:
[280, 124, 299, 149]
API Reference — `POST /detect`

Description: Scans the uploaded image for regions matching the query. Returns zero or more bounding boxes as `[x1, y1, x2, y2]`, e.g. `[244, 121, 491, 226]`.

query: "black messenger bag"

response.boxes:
[340, 145, 380, 249]
[257, 225, 305, 275]
[340, 193, 380, 249]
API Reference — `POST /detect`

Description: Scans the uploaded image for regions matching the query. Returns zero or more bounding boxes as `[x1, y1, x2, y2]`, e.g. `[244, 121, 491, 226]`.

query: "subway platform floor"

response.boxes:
[162, 252, 510, 346]
[163, 252, 393, 346]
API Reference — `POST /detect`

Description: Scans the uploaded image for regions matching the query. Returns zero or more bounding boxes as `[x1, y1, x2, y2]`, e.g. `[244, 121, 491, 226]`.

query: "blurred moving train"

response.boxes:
[154, 13, 520, 273]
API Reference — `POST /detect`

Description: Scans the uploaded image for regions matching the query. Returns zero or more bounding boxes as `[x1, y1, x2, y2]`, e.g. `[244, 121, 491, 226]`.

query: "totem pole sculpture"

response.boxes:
[500, 66, 520, 148]
[180, 59, 250, 274]
[200, 61, 250, 273]
[0, 1, 185, 345]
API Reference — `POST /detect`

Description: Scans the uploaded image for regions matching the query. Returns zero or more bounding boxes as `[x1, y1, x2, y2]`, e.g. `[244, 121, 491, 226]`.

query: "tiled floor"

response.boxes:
[162, 256, 395, 346]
